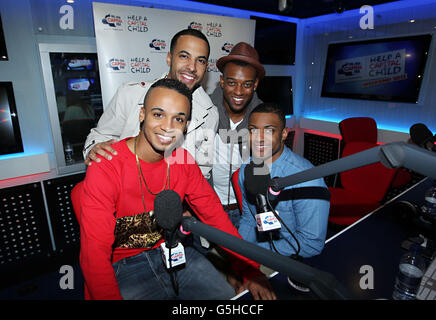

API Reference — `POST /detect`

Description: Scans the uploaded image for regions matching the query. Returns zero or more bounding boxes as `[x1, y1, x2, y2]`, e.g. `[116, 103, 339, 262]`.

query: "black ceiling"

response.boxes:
[190, 0, 399, 19]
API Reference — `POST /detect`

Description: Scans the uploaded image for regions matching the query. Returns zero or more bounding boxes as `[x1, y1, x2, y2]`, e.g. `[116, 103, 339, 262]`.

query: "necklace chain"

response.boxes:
[134, 136, 170, 197]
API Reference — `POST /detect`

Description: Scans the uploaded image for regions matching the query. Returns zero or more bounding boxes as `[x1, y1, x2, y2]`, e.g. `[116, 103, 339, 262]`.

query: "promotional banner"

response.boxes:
[92, 2, 256, 108]
[321, 34, 432, 103]
[334, 49, 406, 85]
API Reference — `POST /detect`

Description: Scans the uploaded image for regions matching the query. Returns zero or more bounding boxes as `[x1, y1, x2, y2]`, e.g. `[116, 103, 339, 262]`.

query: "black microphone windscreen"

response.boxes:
[154, 190, 183, 231]
[244, 161, 271, 197]
[410, 123, 433, 147]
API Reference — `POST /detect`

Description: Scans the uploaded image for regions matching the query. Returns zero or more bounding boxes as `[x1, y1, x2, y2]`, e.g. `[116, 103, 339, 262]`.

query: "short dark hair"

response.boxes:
[144, 78, 192, 119]
[223, 60, 258, 78]
[249, 102, 286, 130]
[170, 28, 210, 58]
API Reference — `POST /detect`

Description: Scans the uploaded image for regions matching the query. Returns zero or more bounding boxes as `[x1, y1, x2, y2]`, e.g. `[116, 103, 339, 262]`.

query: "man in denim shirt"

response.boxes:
[238, 103, 330, 258]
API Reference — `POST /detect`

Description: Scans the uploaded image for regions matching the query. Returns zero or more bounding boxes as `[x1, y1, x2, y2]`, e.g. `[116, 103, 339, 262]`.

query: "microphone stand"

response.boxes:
[270, 142, 436, 192]
[182, 217, 353, 300]
[181, 143, 436, 300]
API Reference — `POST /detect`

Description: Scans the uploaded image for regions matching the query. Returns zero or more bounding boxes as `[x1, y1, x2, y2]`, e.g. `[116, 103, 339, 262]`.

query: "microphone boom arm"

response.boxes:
[182, 217, 354, 300]
[271, 142, 436, 192]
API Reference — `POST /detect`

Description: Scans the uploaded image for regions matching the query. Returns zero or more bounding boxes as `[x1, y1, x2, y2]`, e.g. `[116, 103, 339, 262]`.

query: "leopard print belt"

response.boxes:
[113, 211, 162, 248]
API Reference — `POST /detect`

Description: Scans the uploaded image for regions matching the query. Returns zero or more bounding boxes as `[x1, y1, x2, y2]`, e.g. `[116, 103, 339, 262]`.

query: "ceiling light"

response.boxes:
[409, 19, 415, 23]
[278, 0, 293, 13]
[67, 0, 75, 3]
[278, 0, 287, 12]
[335, 1, 345, 14]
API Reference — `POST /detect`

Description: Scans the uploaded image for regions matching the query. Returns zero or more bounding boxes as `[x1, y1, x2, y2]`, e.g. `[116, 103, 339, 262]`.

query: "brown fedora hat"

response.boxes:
[217, 42, 265, 79]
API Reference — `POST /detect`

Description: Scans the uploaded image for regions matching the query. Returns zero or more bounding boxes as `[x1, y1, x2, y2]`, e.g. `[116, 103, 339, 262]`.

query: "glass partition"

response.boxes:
[39, 43, 102, 174]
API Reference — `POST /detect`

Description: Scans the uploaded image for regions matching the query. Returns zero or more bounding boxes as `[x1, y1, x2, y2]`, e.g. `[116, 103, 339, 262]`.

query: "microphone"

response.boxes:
[155, 190, 182, 246]
[410, 123, 436, 152]
[255, 194, 281, 232]
[154, 190, 186, 269]
[244, 161, 281, 204]
[256, 194, 269, 213]
[245, 162, 301, 256]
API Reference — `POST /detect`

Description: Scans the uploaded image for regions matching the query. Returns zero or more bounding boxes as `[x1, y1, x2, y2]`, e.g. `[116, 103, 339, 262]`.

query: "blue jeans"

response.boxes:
[112, 246, 235, 300]
[191, 207, 241, 254]
[226, 208, 242, 229]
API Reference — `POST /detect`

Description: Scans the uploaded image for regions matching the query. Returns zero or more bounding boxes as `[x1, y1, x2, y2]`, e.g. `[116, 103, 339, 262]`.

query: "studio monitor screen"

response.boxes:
[321, 34, 432, 103]
[0, 15, 8, 61]
[251, 16, 296, 65]
[257, 76, 293, 115]
[0, 82, 24, 156]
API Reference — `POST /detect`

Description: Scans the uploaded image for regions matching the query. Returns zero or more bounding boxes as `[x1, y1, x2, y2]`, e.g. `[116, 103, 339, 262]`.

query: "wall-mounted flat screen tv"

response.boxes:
[65, 58, 95, 71]
[257, 76, 293, 115]
[67, 78, 96, 91]
[251, 15, 296, 65]
[0, 82, 24, 155]
[321, 34, 432, 103]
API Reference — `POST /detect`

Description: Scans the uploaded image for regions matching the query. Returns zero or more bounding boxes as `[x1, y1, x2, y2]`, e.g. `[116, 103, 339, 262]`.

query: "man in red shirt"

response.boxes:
[75, 78, 276, 300]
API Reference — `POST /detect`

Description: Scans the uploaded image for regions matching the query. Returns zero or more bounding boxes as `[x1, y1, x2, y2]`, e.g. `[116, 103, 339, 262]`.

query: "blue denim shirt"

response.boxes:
[238, 147, 330, 258]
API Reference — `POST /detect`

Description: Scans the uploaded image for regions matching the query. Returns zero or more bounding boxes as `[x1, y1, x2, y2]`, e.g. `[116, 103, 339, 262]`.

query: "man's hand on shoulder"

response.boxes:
[85, 139, 118, 166]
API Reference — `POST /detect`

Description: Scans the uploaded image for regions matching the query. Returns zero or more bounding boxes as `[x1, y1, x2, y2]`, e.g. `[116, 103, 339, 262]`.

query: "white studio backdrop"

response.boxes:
[92, 2, 256, 108]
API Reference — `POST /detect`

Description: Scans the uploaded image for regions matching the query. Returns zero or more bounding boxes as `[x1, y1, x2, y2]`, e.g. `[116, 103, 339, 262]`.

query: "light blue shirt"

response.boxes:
[238, 147, 330, 258]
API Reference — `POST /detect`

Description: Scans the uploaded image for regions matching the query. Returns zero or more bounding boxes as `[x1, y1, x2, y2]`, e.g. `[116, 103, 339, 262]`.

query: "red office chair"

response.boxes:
[231, 169, 243, 212]
[339, 117, 378, 145]
[328, 117, 406, 226]
[328, 141, 398, 225]
[338, 117, 411, 189]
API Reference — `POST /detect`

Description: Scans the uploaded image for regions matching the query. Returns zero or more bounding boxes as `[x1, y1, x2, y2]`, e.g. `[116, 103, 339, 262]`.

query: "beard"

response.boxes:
[168, 67, 202, 92]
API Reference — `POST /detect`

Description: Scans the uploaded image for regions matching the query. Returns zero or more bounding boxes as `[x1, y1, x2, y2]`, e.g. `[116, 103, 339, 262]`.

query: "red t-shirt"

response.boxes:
[78, 139, 260, 299]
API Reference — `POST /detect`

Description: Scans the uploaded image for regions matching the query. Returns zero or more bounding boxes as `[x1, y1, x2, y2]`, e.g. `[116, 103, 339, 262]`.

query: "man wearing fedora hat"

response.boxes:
[209, 42, 265, 229]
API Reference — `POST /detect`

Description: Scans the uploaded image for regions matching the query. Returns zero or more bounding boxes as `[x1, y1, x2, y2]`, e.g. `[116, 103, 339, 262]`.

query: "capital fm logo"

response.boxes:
[338, 62, 362, 77]
[102, 14, 123, 28]
[221, 42, 234, 54]
[263, 215, 276, 225]
[149, 39, 167, 51]
[171, 252, 184, 262]
[188, 21, 203, 31]
[106, 58, 127, 71]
